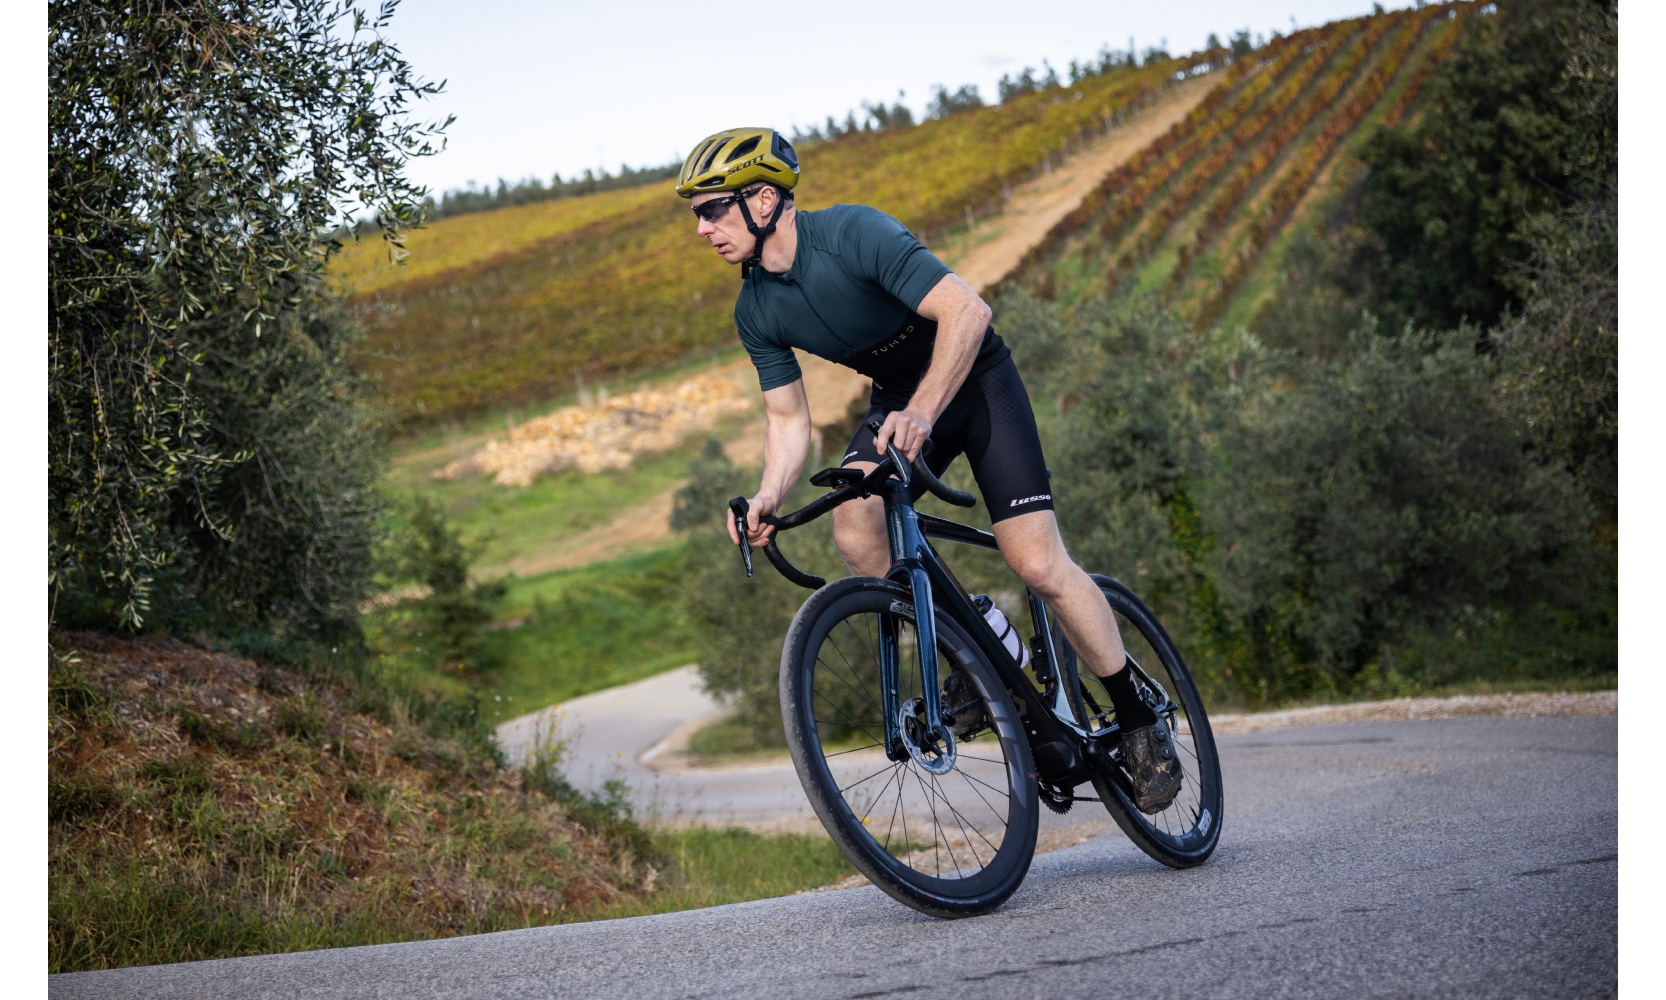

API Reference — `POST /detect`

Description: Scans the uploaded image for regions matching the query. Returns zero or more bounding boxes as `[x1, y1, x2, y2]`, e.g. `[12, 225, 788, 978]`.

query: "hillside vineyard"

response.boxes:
[1004, 3, 1465, 327]
[337, 4, 1467, 429]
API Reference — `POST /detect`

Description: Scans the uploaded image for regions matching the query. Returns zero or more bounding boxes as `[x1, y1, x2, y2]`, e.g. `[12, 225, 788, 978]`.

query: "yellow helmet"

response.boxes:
[676, 128, 800, 198]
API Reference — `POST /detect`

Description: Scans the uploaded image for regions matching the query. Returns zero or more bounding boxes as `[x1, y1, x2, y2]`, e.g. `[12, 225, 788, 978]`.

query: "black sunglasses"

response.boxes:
[691, 186, 764, 223]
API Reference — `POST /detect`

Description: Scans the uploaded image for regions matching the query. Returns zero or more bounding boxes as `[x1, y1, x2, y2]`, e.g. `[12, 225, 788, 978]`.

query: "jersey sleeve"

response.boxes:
[843, 205, 953, 311]
[735, 296, 803, 392]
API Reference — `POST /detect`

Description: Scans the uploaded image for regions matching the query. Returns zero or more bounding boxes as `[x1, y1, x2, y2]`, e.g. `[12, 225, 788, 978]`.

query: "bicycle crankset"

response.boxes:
[1037, 779, 1101, 815]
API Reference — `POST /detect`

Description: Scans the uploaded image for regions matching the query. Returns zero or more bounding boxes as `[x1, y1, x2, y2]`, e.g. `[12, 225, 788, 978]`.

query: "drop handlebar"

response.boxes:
[728, 423, 977, 588]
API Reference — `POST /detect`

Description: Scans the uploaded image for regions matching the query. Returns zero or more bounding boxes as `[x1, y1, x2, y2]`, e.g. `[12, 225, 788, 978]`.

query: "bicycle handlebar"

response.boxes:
[729, 422, 976, 588]
[864, 420, 976, 509]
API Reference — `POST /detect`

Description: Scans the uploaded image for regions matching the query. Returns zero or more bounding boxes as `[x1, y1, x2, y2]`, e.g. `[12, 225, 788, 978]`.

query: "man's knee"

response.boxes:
[833, 500, 884, 547]
[1006, 545, 1078, 598]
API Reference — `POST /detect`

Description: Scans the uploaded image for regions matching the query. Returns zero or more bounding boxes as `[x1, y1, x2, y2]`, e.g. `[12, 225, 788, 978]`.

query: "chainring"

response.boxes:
[1039, 781, 1074, 814]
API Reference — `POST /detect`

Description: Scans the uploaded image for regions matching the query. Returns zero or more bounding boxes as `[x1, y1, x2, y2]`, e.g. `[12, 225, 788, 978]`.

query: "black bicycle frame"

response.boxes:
[878, 486, 1088, 782]
[734, 442, 1176, 787]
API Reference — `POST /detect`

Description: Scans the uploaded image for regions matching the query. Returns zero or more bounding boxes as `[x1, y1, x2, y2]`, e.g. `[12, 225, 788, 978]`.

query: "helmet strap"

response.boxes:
[736, 186, 787, 280]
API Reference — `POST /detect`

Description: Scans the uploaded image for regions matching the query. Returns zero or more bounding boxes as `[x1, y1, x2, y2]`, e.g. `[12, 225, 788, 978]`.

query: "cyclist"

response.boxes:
[680, 127, 1180, 812]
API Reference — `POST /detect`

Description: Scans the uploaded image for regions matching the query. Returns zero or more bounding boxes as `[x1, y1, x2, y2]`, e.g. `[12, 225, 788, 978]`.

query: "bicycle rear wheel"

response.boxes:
[1071, 575, 1223, 868]
[781, 576, 1039, 918]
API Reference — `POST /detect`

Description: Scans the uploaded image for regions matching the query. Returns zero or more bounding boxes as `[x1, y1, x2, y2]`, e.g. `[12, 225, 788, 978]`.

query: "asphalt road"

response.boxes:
[491, 666, 1112, 847]
[52, 714, 1617, 999]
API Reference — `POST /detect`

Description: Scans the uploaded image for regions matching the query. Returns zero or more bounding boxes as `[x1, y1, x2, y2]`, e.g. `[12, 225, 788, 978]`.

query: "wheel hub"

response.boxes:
[899, 696, 957, 774]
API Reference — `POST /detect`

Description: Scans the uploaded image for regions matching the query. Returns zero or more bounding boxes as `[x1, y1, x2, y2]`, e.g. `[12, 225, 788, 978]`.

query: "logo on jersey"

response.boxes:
[870, 329, 909, 355]
[1009, 494, 1051, 507]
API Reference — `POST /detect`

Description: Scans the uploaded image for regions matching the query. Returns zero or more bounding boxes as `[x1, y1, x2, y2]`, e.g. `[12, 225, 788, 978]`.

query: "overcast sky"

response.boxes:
[385, 0, 1422, 198]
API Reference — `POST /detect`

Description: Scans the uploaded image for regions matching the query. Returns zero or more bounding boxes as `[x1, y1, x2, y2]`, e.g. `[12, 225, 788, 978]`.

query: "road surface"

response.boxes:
[53, 713, 1616, 999]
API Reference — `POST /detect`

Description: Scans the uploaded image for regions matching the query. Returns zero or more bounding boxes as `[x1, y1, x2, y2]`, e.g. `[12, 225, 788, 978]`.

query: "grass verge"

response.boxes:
[49, 632, 853, 974]
[474, 548, 699, 726]
[590, 827, 855, 920]
[363, 548, 699, 727]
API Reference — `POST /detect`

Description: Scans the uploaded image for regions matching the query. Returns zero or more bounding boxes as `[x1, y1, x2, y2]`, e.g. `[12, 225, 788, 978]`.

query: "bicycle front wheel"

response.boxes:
[781, 577, 1039, 918]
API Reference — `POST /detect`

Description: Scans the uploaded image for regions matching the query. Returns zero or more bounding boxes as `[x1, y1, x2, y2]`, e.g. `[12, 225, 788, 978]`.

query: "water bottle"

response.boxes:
[973, 595, 1030, 669]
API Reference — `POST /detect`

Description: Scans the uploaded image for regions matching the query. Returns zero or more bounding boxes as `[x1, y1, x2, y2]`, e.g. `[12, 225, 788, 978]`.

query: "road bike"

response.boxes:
[728, 423, 1222, 918]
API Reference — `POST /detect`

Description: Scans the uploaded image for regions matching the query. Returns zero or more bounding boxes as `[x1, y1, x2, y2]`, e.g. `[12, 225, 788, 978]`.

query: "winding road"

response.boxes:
[54, 710, 1617, 999]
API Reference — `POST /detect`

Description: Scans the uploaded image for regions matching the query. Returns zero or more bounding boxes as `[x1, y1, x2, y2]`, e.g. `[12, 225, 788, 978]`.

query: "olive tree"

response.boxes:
[49, 0, 446, 630]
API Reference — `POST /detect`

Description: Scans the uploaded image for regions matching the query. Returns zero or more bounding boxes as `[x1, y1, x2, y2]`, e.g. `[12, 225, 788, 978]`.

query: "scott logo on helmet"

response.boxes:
[725, 154, 765, 175]
[1010, 494, 1051, 507]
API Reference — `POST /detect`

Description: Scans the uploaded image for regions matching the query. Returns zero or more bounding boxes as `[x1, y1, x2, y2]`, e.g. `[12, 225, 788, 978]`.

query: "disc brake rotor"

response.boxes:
[899, 696, 957, 775]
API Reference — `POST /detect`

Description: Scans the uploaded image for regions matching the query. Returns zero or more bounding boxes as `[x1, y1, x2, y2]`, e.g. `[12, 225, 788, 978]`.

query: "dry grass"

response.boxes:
[47, 633, 654, 972]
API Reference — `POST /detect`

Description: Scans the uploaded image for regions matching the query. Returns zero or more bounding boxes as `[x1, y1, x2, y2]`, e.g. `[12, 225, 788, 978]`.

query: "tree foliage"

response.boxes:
[49, 0, 445, 630]
[1355, 0, 1611, 331]
[673, 440, 847, 745]
[1003, 294, 1605, 704]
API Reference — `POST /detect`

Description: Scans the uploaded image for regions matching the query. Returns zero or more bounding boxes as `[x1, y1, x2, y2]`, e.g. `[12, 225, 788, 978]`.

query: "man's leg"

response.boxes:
[831, 461, 891, 577]
[995, 508, 1181, 811]
[989, 510, 1126, 677]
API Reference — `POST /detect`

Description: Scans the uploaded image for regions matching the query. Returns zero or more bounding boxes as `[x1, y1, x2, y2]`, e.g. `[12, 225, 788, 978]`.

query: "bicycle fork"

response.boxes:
[879, 500, 948, 764]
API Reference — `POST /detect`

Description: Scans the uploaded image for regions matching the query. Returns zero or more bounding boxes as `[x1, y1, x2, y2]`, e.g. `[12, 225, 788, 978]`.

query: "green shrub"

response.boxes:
[381, 497, 507, 673]
[1001, 291, 1610, 705]
[673, 440, 847, 746]
[48, 0, 441, 631]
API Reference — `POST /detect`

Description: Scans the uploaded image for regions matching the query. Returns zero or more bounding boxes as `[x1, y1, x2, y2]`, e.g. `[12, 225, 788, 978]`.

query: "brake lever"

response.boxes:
[727, 496, 754, 577]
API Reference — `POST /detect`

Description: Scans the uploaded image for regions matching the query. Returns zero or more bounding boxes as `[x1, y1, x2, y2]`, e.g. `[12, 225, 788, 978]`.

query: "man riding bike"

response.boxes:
[679, 127, 1181, 812]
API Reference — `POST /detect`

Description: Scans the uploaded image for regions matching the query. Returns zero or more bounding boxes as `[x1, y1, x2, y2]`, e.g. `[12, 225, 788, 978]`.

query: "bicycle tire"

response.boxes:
[1079, 575, 1224, 868]
[781, 576, 1040, 918]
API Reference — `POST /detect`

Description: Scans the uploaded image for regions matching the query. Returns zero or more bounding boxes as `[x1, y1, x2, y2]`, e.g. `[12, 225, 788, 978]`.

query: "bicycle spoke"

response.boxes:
[831, 617, 886, 711]
[934, 772, 1002, 862]
[820, 742, 883, 758]
[954, 766, 1009, 823]
[910, 765, 948, 876]
[816, 649, 884, 718]
[957, 768, 1015, 801]
[839, 760, 904, 796]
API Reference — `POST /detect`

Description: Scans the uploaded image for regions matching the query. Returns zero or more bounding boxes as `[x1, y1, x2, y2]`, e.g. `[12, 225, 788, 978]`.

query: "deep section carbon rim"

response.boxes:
[799, 588, 1033, 892]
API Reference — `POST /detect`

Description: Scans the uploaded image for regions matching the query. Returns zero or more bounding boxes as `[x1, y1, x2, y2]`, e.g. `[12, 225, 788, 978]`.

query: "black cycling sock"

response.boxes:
[1100, 660, 1157, 730]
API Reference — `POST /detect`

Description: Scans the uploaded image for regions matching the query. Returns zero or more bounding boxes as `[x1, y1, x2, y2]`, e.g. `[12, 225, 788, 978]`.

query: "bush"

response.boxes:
[1001, 291, 1609, 705]
[673, 440, 846, 746]
[48, 0, 443, 631]
[1354, 0, 1613, 332]
[1205, 327, 1600, 699]
[379, 496, 507, 673]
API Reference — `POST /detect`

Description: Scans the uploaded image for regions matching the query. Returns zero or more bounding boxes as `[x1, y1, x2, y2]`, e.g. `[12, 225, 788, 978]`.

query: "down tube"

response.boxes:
[918, 549, 1083, 759]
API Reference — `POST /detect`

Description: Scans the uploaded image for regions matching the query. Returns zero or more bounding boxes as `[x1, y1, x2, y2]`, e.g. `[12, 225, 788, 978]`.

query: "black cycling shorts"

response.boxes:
[840, 354, 1054, 524]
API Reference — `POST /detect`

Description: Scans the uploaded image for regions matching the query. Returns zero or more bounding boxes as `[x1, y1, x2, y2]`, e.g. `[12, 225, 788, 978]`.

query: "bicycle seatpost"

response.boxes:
[727, 496, 754, 577]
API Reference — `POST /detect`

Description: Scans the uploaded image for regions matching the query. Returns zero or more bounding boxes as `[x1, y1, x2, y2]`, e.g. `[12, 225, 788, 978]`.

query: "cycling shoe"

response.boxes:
[1120, 722, 1183, 813]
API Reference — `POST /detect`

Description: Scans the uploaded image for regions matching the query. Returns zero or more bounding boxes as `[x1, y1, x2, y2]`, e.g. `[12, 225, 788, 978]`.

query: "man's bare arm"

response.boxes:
[727, 378, 813, 546]
[872, 273, 993, 459]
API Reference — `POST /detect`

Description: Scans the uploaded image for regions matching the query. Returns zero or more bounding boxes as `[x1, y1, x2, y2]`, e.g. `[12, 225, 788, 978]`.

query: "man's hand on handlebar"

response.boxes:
[872, 407, 934, 461]
[727, 493, 779, 547]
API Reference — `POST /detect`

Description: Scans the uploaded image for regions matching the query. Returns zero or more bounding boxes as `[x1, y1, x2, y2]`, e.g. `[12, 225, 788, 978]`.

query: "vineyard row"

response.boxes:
[1163, 8, 1433, 292]
[1105, 15, 1392, 289]
[1193, 4, 1469, 328]
[995, 17, 1350, 287]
